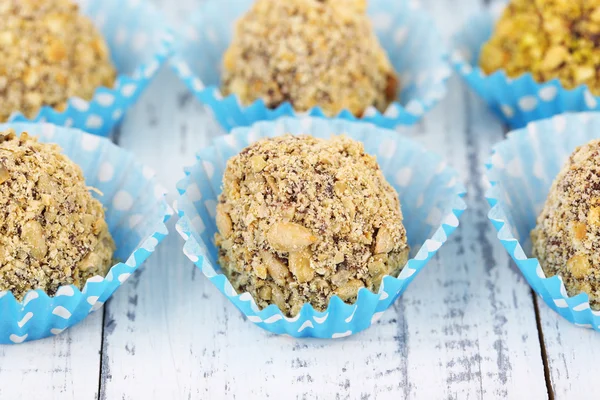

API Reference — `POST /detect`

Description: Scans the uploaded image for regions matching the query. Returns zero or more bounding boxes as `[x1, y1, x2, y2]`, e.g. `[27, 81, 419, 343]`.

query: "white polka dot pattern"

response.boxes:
[113, 191, 134, 211]
[98, 162, 115, 182]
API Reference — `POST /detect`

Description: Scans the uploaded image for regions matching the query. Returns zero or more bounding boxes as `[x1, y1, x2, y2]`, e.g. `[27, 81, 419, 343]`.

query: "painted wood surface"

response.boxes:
[0, 0, 597, 399]
[0, 311, 102, 399]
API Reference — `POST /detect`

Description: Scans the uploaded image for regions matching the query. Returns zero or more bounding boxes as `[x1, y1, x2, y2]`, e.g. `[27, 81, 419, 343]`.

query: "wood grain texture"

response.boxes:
[100, 78, 549, 399]
[5, 0, 599, 398]
[539, 297, 600, 400]
[0, 311, 102, 400]
[98, 0, 549, 398]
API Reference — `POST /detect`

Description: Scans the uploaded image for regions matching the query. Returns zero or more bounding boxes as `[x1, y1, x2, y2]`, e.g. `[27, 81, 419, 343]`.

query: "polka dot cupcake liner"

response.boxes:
[9, 0, 174, 138]
[486, 112, 600, 331]
[175, 117, 466, 338]
[171, 0, 450, 132]
[0, 123, 172, 344]
[452, 10, 600, 129]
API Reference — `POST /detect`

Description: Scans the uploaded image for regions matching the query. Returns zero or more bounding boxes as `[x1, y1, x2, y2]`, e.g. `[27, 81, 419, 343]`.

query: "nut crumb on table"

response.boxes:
[0, 0, 116, 121]
[0, 130, 115, 301]
[221, 0, 399, 117]
[215, 135, 409, 316]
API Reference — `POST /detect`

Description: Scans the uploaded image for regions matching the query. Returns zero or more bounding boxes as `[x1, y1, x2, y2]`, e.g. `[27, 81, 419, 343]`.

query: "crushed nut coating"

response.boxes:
[215, 135, 409, 316]
[480, 0, 600, 94]
[0, 0, 116, 120]
[532, 140, 600, 309]
[221, 0, 399, 117]
[0, 130, 115, 300]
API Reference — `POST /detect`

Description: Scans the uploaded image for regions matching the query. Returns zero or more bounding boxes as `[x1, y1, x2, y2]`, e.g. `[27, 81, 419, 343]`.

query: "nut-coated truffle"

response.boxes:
[0, 130, 115, 300]
[532, 139, 600, 308]
[480, 0, 600, 94]
[221, 0, 399, 117]
[215, 135, 409, 316]
[0, 0, 116, 120]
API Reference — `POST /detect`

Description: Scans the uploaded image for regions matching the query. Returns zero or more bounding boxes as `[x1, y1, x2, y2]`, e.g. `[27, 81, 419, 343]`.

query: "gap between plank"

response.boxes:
[498, 99, 553, 400]
[488, 9, 553, 389]
[533, 290, 555, 400]
[97, 123, 122, 399]
[96, 306, 108, 400]
[493, 54, 553, 397]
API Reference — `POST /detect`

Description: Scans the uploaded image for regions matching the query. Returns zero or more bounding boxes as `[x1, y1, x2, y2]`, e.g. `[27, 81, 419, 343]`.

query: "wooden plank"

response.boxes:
[539, 303, 600, 400]
[99, 0, 550, 398]
[0, 311, 102, 400]
[100, 78, 549, 400]
[402, 78, 547, 400]
[379, 0, 548, 397]
[98, 68, 225, 399]
[472, 0, 600, 397]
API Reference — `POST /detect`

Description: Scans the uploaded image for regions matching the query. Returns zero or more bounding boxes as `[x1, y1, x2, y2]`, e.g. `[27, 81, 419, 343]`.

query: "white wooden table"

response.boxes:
[1, 0, 596, 398]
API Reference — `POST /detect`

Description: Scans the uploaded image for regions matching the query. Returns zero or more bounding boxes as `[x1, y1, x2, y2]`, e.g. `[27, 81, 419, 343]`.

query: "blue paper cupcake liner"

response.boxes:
[175, 117, 466, 338]
[452, 10, 600, 129]
[8, 0, 174, 137]
[0, 123, 172, 344]
[171, 0, 450, 132]
[486, 112, 600, 331]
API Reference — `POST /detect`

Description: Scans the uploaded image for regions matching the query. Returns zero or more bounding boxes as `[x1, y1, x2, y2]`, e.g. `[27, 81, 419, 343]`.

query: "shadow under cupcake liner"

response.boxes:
[486, 112, 600, 331]
[9, 0, 174, 137]
[0, 123, 172, 344]
[452, 10, 600, 129]
[171, 0, 450, 132]
[175, 117, 466, 338]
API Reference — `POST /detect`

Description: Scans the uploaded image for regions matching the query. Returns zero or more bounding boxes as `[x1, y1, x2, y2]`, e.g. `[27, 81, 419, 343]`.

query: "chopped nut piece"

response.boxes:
[250, 155, 267, 172]
[216, 204, 233, 238]
[368, 260, 386, 277]
[79, 252, 101, 271]
[573, 222, 587, 240]
[261, 251, 290, 286]
[567, 255, 591, 279]
[289, 249, 314, 283]
[540, 46, 569, 71]
[254, 263, 268, 280]
[574, 66, 595, 84]
[374, 227, 395, 254]
[46, 40, 67, 62]
[342, 197, 356, 219]
[333, 251, 345, 264]
[271, 286, 287, 310]
[334, 181, 348, 197]
[331, 269, 352, 287]
[23, 68, 39, 88]
[0, 166, 9, 184]
[265, 175, 278, 193]
[280, 205, 296, 221]
[21, 220, 47, 260]
[589, 206, 600, 227]
[335, 279, 364, 301]
[258, 285, 272, 300]
[267, 222, 317, 252]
